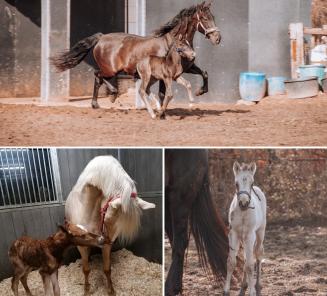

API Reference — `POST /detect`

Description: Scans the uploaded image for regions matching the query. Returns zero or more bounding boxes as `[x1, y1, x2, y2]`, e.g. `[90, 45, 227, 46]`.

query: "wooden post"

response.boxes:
[289, 23, 304, 79]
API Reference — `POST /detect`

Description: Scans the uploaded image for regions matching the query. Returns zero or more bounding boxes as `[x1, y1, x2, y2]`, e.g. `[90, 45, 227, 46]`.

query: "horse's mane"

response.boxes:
[153, 5, 198, 37]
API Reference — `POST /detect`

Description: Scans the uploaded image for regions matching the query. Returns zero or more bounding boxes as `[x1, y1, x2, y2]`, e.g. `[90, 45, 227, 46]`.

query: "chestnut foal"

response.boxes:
[136, 36, 196, 119]
[9, 223, 105, 296]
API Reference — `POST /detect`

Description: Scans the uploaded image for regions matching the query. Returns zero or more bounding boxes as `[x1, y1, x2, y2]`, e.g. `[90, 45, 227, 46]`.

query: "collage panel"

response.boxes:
[0, 148, 163, 296]
[165, 149, 327, 296]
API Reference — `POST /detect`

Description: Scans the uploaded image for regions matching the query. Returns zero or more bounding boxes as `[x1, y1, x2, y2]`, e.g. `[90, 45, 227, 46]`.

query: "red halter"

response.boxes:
[99, 192, 137, 235]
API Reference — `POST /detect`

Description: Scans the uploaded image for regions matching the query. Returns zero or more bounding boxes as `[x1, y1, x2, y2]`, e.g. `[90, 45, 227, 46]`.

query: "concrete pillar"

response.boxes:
[41, 0, 70, 102]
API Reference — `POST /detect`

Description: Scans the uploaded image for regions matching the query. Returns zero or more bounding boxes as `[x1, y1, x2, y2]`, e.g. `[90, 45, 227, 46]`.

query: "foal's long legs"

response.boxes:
[50, 270, 60, 296]
[138, 75, 156, 119]
[20, 273, 32, 296]
[159, 80, 173, 119]
[176, 76, 195, 106]
[223, 230, 240, 296]
[254, 226, 265, 296]
[243, 232, 257, 296]
[77, 246, 91, 295]
[165, 193, 190, 296]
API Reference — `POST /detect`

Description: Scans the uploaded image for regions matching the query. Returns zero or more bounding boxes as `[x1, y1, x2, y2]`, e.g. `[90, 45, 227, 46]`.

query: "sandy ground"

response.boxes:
[165, 225, 327, 296]
[0, 249, 162, 296]
[1, 94, 327, 146]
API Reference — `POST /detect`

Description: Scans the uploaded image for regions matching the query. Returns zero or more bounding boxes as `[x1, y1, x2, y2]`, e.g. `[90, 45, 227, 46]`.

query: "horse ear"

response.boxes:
[57, 224, 68, 233]
[249, 162, 257, 175]
[204, 0, 213, 8]
[233, 161, 241, 175]
[197, 1, 206, 9]
[137, 197, 156, 210]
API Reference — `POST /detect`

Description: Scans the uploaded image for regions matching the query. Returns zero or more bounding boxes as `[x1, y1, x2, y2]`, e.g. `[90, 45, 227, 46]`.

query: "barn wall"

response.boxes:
[208, 149, 327, 224]
[249, 0, 311, 78]
[146, 0, 249, 102]
[0, 0, 41, 98]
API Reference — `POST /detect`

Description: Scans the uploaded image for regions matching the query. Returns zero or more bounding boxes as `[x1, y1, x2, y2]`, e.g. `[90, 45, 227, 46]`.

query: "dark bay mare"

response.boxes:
[165, 149, 228, 296]
[51, 1, 220, 117]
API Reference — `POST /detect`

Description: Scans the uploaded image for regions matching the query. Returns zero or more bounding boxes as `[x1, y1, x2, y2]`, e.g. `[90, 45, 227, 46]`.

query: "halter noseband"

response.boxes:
[196, 13, 219, 38]
[236, 185, 261, 210]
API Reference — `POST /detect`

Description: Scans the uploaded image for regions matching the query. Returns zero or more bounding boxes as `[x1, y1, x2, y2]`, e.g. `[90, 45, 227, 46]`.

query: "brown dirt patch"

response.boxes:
[165, 225, 327, 295]
[1, 95, 327, 146]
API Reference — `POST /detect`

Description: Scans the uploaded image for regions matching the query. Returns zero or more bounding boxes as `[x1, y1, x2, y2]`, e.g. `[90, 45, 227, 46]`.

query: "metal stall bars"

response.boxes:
[0, 148, 62, 209]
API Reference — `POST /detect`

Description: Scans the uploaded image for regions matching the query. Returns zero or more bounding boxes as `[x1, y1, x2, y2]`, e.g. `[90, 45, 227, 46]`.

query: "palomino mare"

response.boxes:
[165, 149, 229, 296]
[65, 156, 155, 295]
[137, 36, 196, 119]
[51, 1, 220, 116]
[223, 162, 266, 296]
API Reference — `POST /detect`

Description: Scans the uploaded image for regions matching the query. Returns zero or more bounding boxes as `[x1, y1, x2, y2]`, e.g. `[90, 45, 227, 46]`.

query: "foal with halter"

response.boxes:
[224, 162, 267, 296]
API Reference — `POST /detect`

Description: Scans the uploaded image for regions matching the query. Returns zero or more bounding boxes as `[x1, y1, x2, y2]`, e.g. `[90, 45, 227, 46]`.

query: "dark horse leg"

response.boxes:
[103, 76, 118, 103]
[159, 80, 166, 106]
[184, 63, 208, 96]
[165, 191, 190, 296]
[92, 71, 104, 109]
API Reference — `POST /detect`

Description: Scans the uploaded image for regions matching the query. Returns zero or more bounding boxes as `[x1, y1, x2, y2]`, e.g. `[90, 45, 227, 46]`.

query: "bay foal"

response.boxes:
[224, 162, 266, 296]
[136, 36, 196, 119]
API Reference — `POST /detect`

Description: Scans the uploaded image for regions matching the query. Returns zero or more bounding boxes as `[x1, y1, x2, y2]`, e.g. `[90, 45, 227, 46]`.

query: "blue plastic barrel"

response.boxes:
[239, 72, 266, 101]
[298, 65, 326, 84]
[267, 77, 286, 96]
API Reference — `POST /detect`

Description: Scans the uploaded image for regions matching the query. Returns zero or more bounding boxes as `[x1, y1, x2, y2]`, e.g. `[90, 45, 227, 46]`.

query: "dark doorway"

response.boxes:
[70, 0, 125, 96]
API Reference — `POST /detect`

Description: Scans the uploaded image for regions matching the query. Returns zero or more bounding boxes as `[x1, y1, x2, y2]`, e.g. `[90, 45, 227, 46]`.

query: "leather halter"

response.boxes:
[196, 13, 219, 38]
[99, 192, 137, 236]
[236, 185, 261, 210]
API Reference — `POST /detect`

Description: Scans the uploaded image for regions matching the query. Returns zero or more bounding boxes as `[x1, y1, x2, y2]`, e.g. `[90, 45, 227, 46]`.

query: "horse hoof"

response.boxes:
[92, 101, 100, 109]
[223, 292, 230, 296]
[107, 288, 116, 296]
[159, 113, 166, 120]
[188, 103, 194, 108]
[151, 114, 156, 119]
[195, 88, 207, 96]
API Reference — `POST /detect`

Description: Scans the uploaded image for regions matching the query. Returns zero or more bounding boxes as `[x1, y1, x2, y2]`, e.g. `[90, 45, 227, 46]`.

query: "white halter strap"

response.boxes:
[196, 13, 219, 37]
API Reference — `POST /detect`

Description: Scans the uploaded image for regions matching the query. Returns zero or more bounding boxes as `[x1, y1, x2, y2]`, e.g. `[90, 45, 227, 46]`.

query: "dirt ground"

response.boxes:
[165, 225, 327, 296]
[1, 94, 327, 146]
[0, 249, 162, 296]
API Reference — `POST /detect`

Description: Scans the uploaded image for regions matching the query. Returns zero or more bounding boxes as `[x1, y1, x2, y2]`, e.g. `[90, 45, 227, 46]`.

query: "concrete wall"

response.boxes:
[0, 0, 41, 97]
[249, 0, 311, 78]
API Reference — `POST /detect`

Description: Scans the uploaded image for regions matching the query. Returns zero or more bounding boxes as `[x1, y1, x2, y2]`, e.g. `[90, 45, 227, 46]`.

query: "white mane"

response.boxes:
[72, 155, 141, 243]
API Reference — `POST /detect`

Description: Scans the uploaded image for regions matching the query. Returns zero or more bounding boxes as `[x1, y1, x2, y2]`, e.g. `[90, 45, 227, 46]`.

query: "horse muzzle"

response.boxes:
[239, 200, 250, 211]
[208, 31, 221, 45]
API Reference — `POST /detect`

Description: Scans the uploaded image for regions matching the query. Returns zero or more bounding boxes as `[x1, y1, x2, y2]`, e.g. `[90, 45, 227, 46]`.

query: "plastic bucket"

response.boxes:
[239, 72, 266, 101]
[267, 77, 286, 96]
[298, 64, 326, 84]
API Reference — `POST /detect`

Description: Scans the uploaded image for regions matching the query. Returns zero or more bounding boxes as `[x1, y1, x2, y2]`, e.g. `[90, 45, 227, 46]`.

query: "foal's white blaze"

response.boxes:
[224, 161, 267, 296]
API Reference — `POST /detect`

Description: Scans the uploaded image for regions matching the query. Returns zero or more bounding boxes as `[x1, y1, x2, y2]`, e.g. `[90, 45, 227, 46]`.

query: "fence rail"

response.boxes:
[0, 148, 59, 209]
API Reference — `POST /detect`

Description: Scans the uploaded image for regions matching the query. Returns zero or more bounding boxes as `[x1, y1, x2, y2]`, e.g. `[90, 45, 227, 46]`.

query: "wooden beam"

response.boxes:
[304, 27, 327, 35]
[289, 23, 304, 79]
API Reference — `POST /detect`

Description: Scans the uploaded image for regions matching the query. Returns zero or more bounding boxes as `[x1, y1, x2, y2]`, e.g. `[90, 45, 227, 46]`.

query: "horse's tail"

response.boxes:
[190, 171, 229, 281]
[50, 32, 103, 72]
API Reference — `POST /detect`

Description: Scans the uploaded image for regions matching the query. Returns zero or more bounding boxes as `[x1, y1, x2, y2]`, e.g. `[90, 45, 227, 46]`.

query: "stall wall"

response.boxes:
[0, 0, 41, 97]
